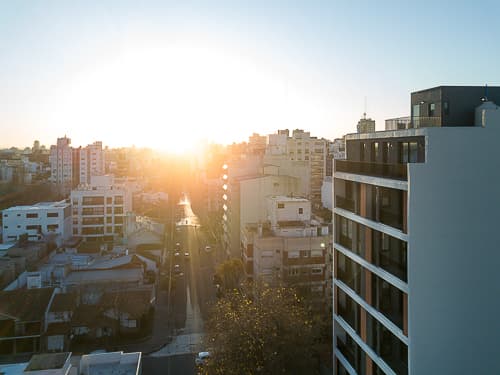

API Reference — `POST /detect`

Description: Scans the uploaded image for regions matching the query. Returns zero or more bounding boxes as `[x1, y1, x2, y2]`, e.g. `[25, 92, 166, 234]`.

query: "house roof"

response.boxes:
[64, 268, 143, 285]
[25, 352, 70, 371]
[0, 287, 55, 322]
[102, 287, 155, 319]
[71, 305, 115, 328]
[49, 293, 77, 313]
[46, 322, 71, 335]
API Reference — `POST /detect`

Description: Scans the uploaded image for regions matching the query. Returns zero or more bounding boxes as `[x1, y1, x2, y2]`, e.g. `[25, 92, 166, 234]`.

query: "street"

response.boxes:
[144, 197, 217, 374]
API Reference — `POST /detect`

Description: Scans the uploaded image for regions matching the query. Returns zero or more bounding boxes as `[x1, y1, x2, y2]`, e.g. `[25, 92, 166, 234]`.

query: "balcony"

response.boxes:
[335, 160, 407, 180]
[335, 196, 356, 213]
[385, 116, 441, 130]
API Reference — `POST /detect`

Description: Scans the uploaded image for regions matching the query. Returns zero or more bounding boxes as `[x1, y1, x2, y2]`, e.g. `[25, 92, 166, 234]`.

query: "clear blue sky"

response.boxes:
[1, 1, 499, 150]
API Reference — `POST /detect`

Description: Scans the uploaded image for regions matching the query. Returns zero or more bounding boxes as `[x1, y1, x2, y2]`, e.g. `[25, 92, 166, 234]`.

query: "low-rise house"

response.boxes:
[0, 352, 72, 375]
[0, 287, 56, 355]
[46, 293, 77, 352]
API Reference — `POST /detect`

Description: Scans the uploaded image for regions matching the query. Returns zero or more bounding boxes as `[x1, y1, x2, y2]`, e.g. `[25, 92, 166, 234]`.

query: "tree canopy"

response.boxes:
[203, 283, 321, 375]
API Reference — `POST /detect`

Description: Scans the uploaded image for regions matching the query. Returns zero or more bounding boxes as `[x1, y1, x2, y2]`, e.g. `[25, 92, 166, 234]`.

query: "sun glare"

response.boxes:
[49, 41, 288, 153]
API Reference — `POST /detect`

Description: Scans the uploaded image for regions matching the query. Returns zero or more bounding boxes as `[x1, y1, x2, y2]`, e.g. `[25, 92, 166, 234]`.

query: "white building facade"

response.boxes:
[49, 136, 73, 196]
[2, 201, 72, 244]
[71, 175, 132, 243]
[79, 141, 105, 185]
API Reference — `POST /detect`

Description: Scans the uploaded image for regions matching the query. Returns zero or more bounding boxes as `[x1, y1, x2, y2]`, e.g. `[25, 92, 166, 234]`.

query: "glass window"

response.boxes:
[429, 103, 435, 117]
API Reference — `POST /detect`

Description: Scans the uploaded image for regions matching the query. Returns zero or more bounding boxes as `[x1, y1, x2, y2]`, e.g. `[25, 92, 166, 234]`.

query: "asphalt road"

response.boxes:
[142, 353, 196, 375]
[144, 199, 217, 374]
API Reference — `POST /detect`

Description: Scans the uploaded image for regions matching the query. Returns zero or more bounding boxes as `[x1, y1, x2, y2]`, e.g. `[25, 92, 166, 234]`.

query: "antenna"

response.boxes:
[363, 96, 367, 119]
[485, 84, 489, 101]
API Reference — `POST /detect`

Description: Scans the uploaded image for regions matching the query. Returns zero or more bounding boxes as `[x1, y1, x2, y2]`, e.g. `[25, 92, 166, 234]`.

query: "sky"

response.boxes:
[1, 1, 500, 152]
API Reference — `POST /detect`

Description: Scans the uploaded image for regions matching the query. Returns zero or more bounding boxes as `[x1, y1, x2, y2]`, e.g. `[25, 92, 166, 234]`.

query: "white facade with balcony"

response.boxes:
[79, 141, 105, 185]
[71, 175, 132, 242]
[1, 201, 72, 244]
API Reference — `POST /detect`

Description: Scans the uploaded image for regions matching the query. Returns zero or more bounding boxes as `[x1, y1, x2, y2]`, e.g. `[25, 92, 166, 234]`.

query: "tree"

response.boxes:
[203, 283, 321, 375]
[213, 258, 244, 292]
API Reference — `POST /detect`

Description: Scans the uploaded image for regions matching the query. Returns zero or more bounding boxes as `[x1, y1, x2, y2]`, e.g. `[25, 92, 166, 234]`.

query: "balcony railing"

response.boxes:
[335, 160, 407, 180]
[385, 116, 441, 130]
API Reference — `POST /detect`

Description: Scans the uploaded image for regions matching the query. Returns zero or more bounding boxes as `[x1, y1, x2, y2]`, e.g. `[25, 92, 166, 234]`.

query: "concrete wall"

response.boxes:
[408, 124, 500, 373]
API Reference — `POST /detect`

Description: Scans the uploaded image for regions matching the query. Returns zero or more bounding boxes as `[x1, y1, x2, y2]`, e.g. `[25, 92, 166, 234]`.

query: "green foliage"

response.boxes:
[203, 283, 320, 375]
[214, 258, 244, 291]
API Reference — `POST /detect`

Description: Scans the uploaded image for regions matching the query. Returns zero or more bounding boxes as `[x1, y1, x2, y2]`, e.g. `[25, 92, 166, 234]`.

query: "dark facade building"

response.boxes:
[333, 86, 500, 374]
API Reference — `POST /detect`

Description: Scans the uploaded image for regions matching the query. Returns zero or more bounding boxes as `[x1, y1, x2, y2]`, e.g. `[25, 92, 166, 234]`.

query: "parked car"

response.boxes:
[205, 245, 212, 252]
[174, 264, 181, 274]
[184, 252, 190, 259]
[195, 351, 210, 366]
[174, 252, 180, 257]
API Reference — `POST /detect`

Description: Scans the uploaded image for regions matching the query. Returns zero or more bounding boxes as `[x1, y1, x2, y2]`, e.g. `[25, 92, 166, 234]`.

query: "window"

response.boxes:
[311, 268, 323, 275]
[288, 251, 300, 258]
[429, 102, 436, 117]
[3, 226, 7, 229]
[444, 101, 450, 115]
[311, 249, 323, 257]
[106, 197, 112, 204]
[277, 203, 285, 209]
[26, 213, 38, 219]
[288, 268, 299, 276]
[47, 212, 59, 218]
[47, 224, 59, 232]
[373, 142, 379, 160]
[300, 250, 309, 258]
[298, 208, 303, 214]
[262, 250, 273, 257]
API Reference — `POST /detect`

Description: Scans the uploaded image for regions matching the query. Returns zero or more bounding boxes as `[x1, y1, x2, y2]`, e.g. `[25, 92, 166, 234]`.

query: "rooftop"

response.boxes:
[25, 352, 71, 371]
[80, 352, 141, 375]
[0, 287, 55, 323]
[3, 201, 70, 212]
[269, 195, 309, 202]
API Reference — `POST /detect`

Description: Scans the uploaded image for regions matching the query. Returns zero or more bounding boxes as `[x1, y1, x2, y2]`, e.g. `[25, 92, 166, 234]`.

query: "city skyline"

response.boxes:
[2, 1, 500, 151]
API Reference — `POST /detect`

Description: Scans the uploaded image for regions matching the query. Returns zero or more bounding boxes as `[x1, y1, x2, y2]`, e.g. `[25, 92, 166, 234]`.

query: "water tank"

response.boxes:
[475, 101, 500, 127]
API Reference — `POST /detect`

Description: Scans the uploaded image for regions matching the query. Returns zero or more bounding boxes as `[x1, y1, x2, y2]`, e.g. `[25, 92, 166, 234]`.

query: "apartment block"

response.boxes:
[2, 201, 72, 244]
[287, 129, 328, 209]
[333, 86, 500, 374]
[49, 136, 73, 196]
[242, 196, 329, 306]
[71, 175, 132, 243]
[78, 141, 105, 185]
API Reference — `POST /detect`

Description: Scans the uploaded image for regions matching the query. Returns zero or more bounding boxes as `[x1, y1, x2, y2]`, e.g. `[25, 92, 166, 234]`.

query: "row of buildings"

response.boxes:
[194, 85, 500, 374]
[2, 175, 134, 245]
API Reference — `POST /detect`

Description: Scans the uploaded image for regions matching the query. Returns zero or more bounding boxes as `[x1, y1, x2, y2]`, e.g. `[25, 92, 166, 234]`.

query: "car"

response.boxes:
[205, 245, 212, 252]
[175, 242, 181, 249]
[174, 252, 180, 257]
[184, 252, 190, 259]
[195, 351, 210, 366]
[174, 264, 181, 274]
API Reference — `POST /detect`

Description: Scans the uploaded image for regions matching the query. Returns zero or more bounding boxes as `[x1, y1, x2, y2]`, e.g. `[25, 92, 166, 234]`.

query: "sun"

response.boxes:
[48, 40, 287, 152]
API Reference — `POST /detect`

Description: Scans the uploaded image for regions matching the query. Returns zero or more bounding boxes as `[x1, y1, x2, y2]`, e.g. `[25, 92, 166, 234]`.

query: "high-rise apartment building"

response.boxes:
[49, 136, 73, 196]
[333, 86, 500, 374]
[287, 129, 328, 209]
[79, 141, 105, 185]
